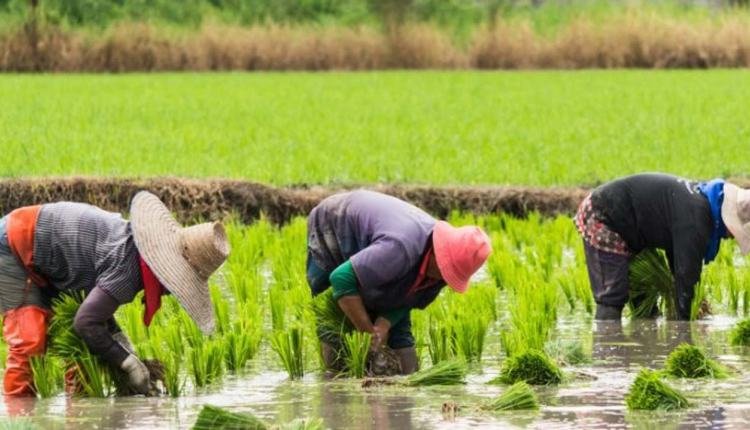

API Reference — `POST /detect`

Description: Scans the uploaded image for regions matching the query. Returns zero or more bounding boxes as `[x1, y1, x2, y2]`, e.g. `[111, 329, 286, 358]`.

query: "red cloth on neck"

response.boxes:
[139, 256, 165, 326]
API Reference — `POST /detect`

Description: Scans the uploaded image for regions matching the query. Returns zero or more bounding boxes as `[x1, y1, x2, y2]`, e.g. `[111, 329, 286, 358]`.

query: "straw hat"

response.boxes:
[722, 183, 750, 255]
[433, 221, 492, 294]
[130, 191, 230, 334]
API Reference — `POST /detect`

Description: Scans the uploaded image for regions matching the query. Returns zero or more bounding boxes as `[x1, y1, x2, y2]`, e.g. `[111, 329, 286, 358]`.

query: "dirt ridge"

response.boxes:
[6, 177, 748, 224]
[0, 177, 590, 224]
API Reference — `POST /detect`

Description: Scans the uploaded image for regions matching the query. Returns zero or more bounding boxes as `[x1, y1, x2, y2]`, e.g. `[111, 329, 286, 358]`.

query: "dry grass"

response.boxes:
[2, 14, 750, 71]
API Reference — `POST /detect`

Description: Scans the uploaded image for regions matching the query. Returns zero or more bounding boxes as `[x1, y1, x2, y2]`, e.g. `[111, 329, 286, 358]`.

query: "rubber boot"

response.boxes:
[3, 305, 50, 396]
[392, 347, 419, 375]
[595, 304, 623, 321]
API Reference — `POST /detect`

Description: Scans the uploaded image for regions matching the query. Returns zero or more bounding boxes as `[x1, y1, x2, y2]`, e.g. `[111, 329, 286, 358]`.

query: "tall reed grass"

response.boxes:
[5, 12, 750, 72]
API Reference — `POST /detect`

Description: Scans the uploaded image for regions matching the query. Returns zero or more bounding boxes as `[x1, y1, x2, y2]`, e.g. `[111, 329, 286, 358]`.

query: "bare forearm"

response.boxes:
[337, 295, 374, 333]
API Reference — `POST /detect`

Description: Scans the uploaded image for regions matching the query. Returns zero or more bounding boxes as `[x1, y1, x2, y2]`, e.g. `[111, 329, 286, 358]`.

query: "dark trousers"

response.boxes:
[582, 240, 631, 310]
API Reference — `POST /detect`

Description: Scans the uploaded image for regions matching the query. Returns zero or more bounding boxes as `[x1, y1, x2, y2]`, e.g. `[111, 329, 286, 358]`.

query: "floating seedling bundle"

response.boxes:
[626, 369, 689, 411]
[481, 381, 540, 411]
[492, 349, 563, 386]
[362, 359, 467, 387]
[192, 405, 323, 430]
[730, 318, 750, 346]
[664, 343, 726, 379]
[193, 405, 269, 430]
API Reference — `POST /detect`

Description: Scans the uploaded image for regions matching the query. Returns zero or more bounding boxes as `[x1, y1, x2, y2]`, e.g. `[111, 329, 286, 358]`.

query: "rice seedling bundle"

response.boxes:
[192, 405, 324, 430]
[192, 405, 269, 430]
[29, 355, 62, 398]
[626, 368, 689, 411]
[664, 343, 726, 379]
[481, 381, 539, 411]
[46, 292, 120, 397]
[628, 249, 675, 319]
[730, 318, 750, 346]
[311, 289, 354, 340]
[401, 360, 467, 387]
[494, 350, 562, 386]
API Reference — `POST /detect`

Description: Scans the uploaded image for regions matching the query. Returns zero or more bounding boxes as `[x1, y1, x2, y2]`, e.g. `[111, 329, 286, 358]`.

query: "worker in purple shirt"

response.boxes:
[0, 192, 229, 396]
[575, 173, 750, 320]
[307, 190, 492, 374]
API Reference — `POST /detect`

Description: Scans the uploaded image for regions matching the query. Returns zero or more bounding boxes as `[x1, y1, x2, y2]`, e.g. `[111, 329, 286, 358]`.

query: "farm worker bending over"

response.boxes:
[306, 190, 491, 374]
[575, 173, 750, 321]
[0, 191, 229, 396]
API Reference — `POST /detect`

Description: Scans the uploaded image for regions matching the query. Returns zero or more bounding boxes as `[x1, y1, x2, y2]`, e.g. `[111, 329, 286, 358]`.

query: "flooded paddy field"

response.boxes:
[5, 317, 750, 429]
[2, 214, 750, 429]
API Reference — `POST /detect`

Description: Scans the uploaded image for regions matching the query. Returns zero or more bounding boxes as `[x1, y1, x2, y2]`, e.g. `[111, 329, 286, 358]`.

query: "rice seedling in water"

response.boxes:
[224, 319, 262, 373]
[343, 331, 371, 378]
[664, 343, 726, 379]
[29, 355, 62, 398]
[192, 405, 268, 430]
[626, 368, 689, 411]
[401, 360, 467, 387]
[270, 326, 305, 380]
[628, 249, 675, 319]
[190, 339, 225, 388]
[481, 381, 539, 411]
[730, 318, 750, 346]
[493, 350, 562, 386]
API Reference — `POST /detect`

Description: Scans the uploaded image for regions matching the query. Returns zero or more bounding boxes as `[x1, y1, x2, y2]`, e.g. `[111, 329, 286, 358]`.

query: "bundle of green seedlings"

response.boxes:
[480, 381, 540, 412]
[363, 359, 467, 388]
[192, 405, 324, 430]
[731, 318, 750, 346]
[491, 349, 563, 386]
[29, 355, 63, 398]
[625, 368, 689, 411]
[627, 249, 675, 319]
[663, 343, 726, 379]
[40, 292, 163, 397]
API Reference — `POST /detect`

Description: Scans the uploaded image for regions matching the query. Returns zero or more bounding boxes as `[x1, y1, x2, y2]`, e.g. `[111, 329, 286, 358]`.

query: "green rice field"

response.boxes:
[2, 70, 749, 185]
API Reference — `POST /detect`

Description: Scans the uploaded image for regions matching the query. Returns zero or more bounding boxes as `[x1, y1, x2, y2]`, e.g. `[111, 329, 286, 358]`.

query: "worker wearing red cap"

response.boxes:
[307, 190, 492, 374]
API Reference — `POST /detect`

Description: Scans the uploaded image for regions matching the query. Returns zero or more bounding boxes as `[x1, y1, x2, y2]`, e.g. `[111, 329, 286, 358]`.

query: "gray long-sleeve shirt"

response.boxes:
[34, 203, 143, 366]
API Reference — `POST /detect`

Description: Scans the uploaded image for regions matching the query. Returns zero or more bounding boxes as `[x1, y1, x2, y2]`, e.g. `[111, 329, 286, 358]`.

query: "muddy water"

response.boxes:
[3, 316, 750, 429]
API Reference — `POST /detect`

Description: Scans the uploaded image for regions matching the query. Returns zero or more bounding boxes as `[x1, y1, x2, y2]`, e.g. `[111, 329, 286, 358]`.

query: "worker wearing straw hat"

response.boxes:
[307, 190, 491, 375]
[0, 191, 229, 396]
[575, 173, 750, 321]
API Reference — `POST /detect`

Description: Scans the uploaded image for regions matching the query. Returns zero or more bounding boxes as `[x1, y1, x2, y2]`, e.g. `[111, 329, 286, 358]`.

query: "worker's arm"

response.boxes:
[671, 231, 707, 320]
[73, 286, 150, 394]
[73, 287, 130, 366]
[331, 261, 374, 332]
[331, 260, 409, 347]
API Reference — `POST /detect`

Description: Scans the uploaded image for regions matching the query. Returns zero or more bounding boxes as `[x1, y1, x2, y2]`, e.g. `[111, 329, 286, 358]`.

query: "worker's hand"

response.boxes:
[371, 317, 391, 351]
[120, 354, 150, 395]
